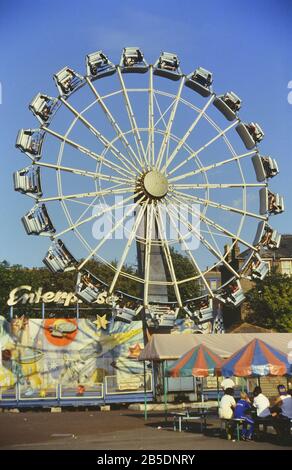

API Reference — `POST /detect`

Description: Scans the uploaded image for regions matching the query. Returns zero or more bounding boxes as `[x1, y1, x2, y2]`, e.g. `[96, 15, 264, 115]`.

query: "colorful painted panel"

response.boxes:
[0, 315, 146, 398]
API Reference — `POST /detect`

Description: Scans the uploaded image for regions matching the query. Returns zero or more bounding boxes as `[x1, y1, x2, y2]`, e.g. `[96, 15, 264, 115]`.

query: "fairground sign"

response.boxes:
[7, 285, 100, 307]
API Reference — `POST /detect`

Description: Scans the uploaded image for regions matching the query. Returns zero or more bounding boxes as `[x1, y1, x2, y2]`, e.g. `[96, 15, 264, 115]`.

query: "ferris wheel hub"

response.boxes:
[143, 170, 168, 199]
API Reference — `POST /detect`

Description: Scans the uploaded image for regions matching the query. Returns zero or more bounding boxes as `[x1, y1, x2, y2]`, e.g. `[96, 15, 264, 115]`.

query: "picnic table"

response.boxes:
[170, 408, 209, 433]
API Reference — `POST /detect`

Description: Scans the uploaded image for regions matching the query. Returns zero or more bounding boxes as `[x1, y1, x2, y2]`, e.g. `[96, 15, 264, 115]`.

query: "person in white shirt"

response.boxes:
[279, 394, 292, 419]
[221, 377, 235, 391]
[219, 388, 236, 419]
[253, 386, 271, 418]
[219, 388, 236, 440]
[271, 385, 292, 440]
[274, 385, 292, 419]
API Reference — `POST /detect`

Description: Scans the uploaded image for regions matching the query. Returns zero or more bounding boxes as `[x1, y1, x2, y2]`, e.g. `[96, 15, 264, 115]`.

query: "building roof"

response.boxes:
[271, 234, 292, 258]
[227, 322, 273, 333]
[239, 234, 292, 260]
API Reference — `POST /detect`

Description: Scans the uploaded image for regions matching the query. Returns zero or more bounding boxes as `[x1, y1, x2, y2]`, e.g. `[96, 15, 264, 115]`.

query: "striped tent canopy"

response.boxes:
[220, 338, 292, 377]
[166, 344, 223, 378]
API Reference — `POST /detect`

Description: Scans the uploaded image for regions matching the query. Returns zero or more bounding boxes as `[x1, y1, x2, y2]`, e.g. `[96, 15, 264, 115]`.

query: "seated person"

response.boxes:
[234, 392, 254, 441]
[271, 385, 292, 439]
[268, 193, 277, 212]
[125, 57, 135, 66]
[229, 283, 239, 294]
[262, 157, 274, 177]
[160, 60, 176, 71]
[221, 376, 235, 391]
[273, 385, 292, 418]
[219, 388, 236, 439]
[253, 386, 271, 419]
[62, 71, 74, 92]
[219, 388, 236, 419]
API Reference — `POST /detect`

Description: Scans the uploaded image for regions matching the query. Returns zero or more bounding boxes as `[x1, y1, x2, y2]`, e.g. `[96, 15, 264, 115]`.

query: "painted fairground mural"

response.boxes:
[0, 315, 151, 402]
[0, 311, 218, 404]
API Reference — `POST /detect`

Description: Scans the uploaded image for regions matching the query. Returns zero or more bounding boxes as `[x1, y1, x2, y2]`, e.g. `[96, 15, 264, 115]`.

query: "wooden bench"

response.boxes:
[221, 418, 245, 441]
[221, 417, 292, 441]
[255, 417, 292, 439]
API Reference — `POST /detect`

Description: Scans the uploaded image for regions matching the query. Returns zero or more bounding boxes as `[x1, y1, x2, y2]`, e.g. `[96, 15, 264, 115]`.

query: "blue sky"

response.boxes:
[0, 0, 291, 267]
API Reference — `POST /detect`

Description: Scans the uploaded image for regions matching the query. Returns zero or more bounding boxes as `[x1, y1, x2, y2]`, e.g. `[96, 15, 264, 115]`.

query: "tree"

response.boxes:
[0, 261, 30, 314]
[0, 249, 201, 316]
[245, 269, 292, 332]
[167, 248, 201, 302]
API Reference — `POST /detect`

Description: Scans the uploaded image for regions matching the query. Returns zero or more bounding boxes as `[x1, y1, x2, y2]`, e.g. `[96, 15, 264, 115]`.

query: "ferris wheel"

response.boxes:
[14, 47, 284, 330]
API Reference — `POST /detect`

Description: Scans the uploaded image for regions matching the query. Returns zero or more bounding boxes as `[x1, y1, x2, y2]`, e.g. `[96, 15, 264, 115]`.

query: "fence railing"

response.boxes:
[0, 373, 153, 403]
[0, 386, 17, 401]
[60, 383, 103, 400]
[19, 385, 58, 401]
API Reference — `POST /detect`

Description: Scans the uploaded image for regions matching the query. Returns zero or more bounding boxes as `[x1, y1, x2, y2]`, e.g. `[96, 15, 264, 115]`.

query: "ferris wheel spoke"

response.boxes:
[166, 201, 240, 279]
[171, 192, 258, 252]
[153, 93, 177, 129]
[172, 189, 268, 221]
[52, 191, 139, 240]
[117, 67, 148, 169]
[166, 136, 171, 168]
[36, 161, 132, 185]
[108, 201, 148, 295]
[73, 193, 102, 224]
[38, 185, 135, 203]
[162, 94, 214, 173]
[78, 194, 146, 271]
[155, 204, 182, 306]
[148, 66, 155, 167]
[42, 126, 135, 180]
[143, 202, 155, 305]
[85, 77, 144, 171]
[165, 202, 214, 296]
[168, 120, 239, 178]
[173, 182, 266, 189]
[66, 198, 101, 207]
[59, 97, 138, 176]
[153, 95, 176, 165]
[169, 150, 257, 182]
[156, 78, 185, 171]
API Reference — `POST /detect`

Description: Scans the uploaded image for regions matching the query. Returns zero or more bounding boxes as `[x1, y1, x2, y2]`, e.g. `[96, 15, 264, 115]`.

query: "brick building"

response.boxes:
[221, 234, 292, 326]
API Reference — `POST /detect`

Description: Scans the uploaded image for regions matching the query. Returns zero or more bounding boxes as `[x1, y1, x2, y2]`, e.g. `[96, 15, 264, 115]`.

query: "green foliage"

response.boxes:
[245, 269, 292, 332]
[167, 248, 201, 302]
[0, 260, 77, 317]
[0, 249, 200, 316]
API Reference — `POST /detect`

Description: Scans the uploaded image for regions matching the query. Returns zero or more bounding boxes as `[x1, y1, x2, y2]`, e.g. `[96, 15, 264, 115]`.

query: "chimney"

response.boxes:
[232, 239, 240, 260]
[224, 244, 232, 263]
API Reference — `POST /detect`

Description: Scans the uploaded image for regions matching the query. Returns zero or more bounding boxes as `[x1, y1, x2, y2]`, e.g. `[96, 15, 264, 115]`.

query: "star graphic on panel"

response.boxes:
[93, 314, 109, 331]
[128, 343, 143, 359]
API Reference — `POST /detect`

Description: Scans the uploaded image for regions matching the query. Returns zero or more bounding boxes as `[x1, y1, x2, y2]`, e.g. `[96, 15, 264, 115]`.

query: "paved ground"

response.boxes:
[0, 409, 291, 450]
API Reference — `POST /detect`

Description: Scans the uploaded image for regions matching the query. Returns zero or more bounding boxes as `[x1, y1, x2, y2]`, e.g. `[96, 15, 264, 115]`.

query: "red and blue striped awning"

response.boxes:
[166, 344, 223, 378]
[220, 338, 292, 377]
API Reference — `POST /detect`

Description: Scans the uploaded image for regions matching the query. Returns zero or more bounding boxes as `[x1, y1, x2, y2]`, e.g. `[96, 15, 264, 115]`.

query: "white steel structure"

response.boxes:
[14, 48, 283, 322]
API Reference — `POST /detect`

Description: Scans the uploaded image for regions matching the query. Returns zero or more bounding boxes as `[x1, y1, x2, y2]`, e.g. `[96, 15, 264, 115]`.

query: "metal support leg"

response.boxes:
[236, 422, 240, 441]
